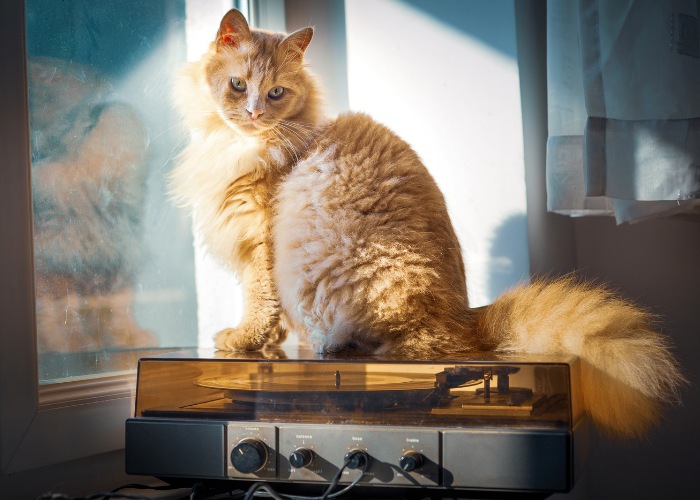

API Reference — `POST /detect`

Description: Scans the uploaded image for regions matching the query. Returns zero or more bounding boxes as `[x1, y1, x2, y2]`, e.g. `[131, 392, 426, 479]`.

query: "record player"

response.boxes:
[125, 345, 592, 498]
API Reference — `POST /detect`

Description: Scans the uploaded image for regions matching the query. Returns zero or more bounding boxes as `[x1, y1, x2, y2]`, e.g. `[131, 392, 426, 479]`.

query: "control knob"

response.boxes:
[289, 448, 314, 469]
[399, 450, 425, 472]
[231, 438, 268, 474]
[344, 449, 370, 470]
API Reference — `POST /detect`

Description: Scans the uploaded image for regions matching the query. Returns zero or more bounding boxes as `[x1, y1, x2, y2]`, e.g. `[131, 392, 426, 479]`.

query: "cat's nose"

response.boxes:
[246, 107, 264, 121]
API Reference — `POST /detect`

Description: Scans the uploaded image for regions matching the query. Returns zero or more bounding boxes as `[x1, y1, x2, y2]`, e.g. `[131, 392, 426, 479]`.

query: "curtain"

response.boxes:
[546, 0, 700, 223]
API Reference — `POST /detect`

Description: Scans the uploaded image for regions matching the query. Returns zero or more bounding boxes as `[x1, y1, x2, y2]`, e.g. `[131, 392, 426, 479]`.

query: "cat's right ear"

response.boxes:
[278, 27, 313, 62]
[216, 9, 252, 49]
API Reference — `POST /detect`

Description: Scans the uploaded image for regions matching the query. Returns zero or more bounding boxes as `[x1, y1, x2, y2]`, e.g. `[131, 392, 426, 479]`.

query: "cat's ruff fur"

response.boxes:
[170, 9, 683, 437]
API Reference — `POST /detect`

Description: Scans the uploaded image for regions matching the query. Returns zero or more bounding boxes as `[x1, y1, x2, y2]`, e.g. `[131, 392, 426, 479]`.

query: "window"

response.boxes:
[0, 0, 280, 474]
[27, 0, 198, 384]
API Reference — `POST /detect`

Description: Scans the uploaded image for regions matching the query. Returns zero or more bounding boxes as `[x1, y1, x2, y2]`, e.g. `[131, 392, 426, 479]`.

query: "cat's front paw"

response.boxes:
[214, 326, 269, 351]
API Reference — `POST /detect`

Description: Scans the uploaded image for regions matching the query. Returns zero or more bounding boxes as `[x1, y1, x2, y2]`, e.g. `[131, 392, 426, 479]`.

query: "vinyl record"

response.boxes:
[197, 370, 444, 411]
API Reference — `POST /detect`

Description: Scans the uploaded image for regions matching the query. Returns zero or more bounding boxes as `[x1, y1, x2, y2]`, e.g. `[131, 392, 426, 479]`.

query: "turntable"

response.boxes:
[125, 346, 592, 498]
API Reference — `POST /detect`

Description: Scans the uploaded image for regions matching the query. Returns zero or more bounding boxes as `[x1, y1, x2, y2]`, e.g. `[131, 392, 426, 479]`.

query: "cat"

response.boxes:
[170, 9, 684, 437]
[29, 56, 156, 353]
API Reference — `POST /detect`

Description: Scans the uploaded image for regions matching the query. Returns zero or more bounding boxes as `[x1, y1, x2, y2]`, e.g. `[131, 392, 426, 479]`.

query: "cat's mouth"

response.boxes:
[219, 110, 272, 136]
[242, 119, 270, 132]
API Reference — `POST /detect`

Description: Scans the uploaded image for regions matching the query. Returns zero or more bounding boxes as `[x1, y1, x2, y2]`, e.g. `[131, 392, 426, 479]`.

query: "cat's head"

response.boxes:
[204, 9, 320, 139]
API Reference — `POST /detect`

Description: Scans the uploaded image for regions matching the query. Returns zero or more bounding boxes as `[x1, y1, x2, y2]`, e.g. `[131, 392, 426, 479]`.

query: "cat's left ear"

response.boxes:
[217, 9, 252, 49]
[278, 27, 313, 60]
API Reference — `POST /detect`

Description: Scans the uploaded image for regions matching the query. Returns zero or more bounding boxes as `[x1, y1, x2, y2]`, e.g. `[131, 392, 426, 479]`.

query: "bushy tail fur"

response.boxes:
[476, 276, 684, 438]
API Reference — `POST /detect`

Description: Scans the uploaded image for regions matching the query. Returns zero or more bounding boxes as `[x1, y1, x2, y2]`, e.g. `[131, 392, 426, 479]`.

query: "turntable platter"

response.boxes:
[197, 370, 447, 410]
[198, 371, 436, 392]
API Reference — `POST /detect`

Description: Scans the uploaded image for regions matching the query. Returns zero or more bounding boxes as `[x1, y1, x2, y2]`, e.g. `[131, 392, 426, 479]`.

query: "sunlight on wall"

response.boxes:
[181, 1, 246, 348]
[345, 0, 529, 306]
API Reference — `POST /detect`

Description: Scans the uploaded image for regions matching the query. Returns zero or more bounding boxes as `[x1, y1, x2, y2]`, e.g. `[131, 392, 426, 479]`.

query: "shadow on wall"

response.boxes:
[398, 0, 518, 59]
[486, 213, 530, 301]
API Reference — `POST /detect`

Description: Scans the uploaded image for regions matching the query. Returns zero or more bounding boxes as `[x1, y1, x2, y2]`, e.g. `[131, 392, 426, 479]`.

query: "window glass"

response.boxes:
[25, 0, 221, 383]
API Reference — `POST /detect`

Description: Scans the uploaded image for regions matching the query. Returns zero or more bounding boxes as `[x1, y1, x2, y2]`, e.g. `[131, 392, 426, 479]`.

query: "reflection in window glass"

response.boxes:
[25, 0, 217, 383]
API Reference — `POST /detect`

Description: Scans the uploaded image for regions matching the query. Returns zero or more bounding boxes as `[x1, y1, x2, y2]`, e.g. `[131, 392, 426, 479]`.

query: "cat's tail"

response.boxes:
[474, 276, 684, 438]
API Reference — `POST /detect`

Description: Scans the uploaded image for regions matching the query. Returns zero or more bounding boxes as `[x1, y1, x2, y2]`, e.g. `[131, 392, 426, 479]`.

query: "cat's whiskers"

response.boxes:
[279, 119, 315, 138]
[275, 122, 310, 149]
[276, 120, 318, 152]
[150, 122, 187, 143]
[276, 123, 320, 164]
[162, 132, 191, 172]
[269, 127, 301, 165]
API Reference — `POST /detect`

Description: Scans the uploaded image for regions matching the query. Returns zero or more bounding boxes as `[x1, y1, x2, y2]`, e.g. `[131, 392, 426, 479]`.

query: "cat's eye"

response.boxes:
[268, 86, 285, 99]
[231, 77, 247, 92]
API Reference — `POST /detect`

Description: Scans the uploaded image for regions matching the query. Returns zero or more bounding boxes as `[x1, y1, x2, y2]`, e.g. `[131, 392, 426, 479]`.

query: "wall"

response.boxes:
[516, 2, 699, 498]
[568, 217, 700, 499]
[285, 0, 349, 117]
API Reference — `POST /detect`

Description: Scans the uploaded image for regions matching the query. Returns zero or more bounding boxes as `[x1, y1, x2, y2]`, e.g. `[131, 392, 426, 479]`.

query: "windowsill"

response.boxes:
[38, 348, 186, 385]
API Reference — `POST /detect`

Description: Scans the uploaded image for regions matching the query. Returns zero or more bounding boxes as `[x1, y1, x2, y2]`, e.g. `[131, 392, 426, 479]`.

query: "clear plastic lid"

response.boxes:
[134, 347, 582, 431]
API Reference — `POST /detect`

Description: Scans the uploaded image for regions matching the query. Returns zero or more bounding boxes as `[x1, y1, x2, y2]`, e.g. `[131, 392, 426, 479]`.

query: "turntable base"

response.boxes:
[126, 348, 589, 497]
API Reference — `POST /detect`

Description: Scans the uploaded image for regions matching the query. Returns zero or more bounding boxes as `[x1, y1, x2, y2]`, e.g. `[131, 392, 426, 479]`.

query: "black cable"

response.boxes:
[316, 459, 350, 500]
[87, 494, 154, 500]
[190, 481, 247, 500]
[110, 483, 183, 493]
[36, 492, 154, 500]
[242, 483, 286, 500]
[38, 452, 369, 500]
[36, 482, 187, 500]
[318, 452, 369, 500]
[237, 451, 369, 500]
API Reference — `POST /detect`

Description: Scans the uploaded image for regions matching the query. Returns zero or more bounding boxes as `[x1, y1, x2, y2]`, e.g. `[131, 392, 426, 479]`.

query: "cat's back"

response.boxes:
[276, 112, 455, 248]
[313, 112, 424, 178]
[273, 112, 467, 347]
[285, 111, 448, 215]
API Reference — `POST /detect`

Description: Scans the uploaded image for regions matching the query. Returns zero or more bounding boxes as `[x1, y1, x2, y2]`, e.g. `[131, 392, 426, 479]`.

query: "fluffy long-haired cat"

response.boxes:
[171, 9, 683, 437]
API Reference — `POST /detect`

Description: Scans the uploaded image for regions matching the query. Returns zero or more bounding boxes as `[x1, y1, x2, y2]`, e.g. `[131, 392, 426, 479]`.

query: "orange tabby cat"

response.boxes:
[171, 9, 683, 437]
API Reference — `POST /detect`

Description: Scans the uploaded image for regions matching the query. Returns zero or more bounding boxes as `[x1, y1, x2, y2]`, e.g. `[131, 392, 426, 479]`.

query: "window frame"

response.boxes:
[0, 1, 136, 473]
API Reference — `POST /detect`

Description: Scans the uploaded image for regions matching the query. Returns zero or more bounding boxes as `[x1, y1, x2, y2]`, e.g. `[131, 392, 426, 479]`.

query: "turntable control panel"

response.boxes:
[227, 423, 440, 486]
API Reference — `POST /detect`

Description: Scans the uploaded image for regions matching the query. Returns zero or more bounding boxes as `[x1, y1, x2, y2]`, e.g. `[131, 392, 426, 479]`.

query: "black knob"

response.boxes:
[289, 448, 314, 469]
[344, 449, 369, 470]
[231, 438, 268, 473]
[399, 451, 425, 472]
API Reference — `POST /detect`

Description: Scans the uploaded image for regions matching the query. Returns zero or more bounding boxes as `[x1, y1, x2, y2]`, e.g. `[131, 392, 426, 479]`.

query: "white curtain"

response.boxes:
[546, 0, 700, 223]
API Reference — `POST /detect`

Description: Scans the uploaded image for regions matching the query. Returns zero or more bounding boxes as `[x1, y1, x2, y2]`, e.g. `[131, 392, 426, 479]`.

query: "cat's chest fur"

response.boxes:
[171, 130, 280, 271]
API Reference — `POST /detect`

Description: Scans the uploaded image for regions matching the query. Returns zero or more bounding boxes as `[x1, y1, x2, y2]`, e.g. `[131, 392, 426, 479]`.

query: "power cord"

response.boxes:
[37, 452, 370, 500]
[37, 483, 188, 500]
[241, 450, 370, 500]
